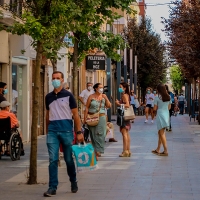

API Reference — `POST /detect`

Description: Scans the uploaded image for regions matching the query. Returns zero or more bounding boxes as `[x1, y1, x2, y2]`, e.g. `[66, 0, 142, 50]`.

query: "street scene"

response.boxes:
[1, 0, 200, 199]
[1, 115, 200, 200]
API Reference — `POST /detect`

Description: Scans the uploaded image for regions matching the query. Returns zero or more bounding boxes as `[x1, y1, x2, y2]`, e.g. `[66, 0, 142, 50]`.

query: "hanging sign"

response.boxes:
[86, 55, 105, 70]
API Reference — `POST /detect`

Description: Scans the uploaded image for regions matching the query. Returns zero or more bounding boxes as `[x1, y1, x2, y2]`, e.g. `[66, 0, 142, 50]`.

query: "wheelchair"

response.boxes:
[0, 117, 22, 161]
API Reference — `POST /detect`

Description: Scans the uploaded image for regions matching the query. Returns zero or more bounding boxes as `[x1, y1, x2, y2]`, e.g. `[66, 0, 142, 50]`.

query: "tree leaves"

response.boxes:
[170, 65, 185, 93]
[123, 17, 167, 89]
[163, 0, 200, 80]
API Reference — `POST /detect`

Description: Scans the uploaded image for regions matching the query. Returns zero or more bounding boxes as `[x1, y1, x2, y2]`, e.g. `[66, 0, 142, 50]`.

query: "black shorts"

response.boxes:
[146, 104, 153, 108]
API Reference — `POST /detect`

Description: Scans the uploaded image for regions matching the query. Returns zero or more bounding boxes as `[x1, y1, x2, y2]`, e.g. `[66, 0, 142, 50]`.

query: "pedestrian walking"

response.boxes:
[0, 82, 7, 103]
[152, 89, 158, 118]
[178, 93, 185, 115]
[152, 84, 171, 156]
[130, 89, 137, 119]
[115, 82, 131, 157]
[174, 94, 179, 116]
[165, 85, 174, 131]
[144, 87, 155, 123]
[84, 83, 111, 161]
[78, 82, 94, 110]
[44, 71, 84, 197]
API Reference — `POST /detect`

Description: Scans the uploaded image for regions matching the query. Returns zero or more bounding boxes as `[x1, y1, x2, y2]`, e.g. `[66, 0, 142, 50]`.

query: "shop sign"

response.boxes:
[86, 55, 105, 70]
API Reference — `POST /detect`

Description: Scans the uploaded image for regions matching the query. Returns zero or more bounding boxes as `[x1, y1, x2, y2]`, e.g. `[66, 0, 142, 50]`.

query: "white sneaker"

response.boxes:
[145, 120, 148, 123]
[151, 120, 154, 123]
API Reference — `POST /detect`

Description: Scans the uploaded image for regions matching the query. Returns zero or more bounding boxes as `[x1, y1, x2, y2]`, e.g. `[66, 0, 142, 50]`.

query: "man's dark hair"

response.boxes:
[52, 71, 64, 78]
[0, 82, 7, 88]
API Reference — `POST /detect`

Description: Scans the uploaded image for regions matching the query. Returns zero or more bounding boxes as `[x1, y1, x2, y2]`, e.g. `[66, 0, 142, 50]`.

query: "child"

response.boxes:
[152, 84, 171, 156]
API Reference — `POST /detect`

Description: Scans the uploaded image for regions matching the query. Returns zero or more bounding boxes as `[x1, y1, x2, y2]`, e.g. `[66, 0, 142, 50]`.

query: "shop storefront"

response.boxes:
[12, 57, 31, 142]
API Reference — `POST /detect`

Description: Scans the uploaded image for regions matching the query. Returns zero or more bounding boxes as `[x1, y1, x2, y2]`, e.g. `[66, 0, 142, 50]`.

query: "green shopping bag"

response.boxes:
[72, 143, 98, 173]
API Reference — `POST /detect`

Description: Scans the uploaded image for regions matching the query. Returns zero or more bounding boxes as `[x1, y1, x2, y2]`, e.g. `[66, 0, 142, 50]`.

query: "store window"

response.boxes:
[12, 64, 23, 128]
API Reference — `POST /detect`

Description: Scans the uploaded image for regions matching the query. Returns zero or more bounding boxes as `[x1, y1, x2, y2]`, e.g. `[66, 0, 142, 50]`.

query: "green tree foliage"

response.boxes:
[163, 0, 200, 79]
[170, 65, 185, 93]
[67, 0, 134, 99]
[0, 0, 77, 184]
[0, 0, 134, 184]
[123, 17, 167, 90]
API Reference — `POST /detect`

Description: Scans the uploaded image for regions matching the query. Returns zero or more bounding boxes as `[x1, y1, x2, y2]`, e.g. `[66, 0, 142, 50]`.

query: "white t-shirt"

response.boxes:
[145, 93, 155, 105]
[79, 89, 94, 105]
[12, 89, 18, 112]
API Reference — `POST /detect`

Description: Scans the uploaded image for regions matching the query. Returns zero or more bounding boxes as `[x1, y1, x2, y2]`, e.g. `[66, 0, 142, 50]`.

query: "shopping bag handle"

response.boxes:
[78, 141, 86, 147]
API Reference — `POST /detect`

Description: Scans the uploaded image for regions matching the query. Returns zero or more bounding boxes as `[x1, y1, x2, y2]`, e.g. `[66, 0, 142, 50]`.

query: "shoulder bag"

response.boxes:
[123, 104, 136, 121]
[86, 100, 102, 126]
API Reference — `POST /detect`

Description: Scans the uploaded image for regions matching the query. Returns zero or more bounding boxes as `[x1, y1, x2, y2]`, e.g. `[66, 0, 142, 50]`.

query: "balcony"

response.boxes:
[0, 0, 22, 26]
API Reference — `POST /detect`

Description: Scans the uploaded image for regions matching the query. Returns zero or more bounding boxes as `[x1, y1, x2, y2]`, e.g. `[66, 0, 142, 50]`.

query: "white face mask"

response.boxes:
[98, 88, 104, 94]
[88, 86, 92, 91]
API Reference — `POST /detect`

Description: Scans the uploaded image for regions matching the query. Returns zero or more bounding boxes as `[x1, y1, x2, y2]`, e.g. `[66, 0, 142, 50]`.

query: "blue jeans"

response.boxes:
[46, 131, 76, 190]
[179, 101, 184, 114]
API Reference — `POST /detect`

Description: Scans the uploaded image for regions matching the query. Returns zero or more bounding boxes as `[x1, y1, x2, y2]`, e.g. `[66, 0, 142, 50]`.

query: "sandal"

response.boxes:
[159, 151, 168, 156]
[119, 151, 129, 157]
[151, 149, 160, 155]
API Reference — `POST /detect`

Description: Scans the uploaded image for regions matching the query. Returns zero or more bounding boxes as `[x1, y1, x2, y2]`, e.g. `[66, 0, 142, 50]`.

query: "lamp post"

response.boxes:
[130, 48, 133, 90]
[124, 48, 127, 82]
[134, 54, 137, 94]
[117, 49, 121, 100]
[106, 57, 111, 122]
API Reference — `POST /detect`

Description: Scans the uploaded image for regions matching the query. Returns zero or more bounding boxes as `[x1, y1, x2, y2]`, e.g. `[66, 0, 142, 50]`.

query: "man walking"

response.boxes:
[178, 93, 185, 115]
[44, 71, 84, 197]
[78, 82, 94, 109]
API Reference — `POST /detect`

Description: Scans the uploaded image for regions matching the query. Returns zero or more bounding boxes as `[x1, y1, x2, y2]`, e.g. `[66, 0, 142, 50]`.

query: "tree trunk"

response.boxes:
[51, 59, 57, 72]
[72, 36, 79, 100]
[27, 41, 42, 184]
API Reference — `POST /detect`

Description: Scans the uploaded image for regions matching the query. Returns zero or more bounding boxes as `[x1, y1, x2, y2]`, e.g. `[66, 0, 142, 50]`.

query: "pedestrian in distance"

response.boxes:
[165, 85, 174, 131]
[174, 94, 179, 116]
[79, 82, 94, 110]
[115, 82, 132, 157]
[84, 83, 111, 161]
[152, 84, 171, 156]
[79, 82, 94, 141]
[178, 93, 185, 115]
[44, 71, 84, 197]
[152, 89, 158, 118]
[130, 89, 137, 123]
[144, 87, 155, 123]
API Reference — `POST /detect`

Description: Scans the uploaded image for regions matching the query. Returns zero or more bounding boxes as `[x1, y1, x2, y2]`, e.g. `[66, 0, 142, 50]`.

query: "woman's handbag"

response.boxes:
[86, 112, 100, 126]
[123, 104, 136, 121]
[86, 100, 102, 126]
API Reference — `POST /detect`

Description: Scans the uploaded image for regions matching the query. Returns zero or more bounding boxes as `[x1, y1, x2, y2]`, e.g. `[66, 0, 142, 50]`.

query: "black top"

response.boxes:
[0, 94, 6, 103]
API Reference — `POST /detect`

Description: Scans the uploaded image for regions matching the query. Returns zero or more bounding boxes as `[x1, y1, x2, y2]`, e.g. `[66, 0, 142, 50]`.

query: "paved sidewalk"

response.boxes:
[1, 115, 200, 200]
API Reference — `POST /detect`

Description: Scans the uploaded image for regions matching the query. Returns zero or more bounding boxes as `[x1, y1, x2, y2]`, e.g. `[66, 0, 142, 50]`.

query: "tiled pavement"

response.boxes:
[1, 115, 200, 200]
